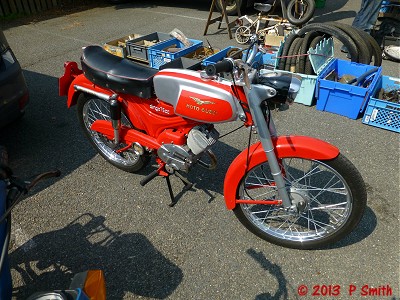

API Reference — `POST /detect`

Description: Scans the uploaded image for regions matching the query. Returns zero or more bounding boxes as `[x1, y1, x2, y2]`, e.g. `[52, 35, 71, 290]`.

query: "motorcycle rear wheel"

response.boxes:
[233, 154, 367, 249]
[77, 94, 149, 173]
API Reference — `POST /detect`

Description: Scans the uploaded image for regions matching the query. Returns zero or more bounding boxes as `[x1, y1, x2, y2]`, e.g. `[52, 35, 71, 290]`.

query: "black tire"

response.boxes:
[77, 94, 149, 173]
[355, 28, 383, 66]
[297, 31, 321, 73]
[297, 23, 359, 63]
[286, 0, 315, 26]
[277, 32, 299, 70]
[215, 0, 246, 16]
[233, 154, 367, 249]
[328, 22, 372, 65]
[285, 36, 302, 71]
[304, 35, 324, 75]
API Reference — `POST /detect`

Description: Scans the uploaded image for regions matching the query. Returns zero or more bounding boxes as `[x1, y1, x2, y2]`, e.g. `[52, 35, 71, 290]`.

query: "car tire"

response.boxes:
[215, 0, 246, 16]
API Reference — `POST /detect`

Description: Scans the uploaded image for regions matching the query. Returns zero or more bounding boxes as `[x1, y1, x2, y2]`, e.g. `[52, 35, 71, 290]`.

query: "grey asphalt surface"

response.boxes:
[0, 0, 399, 299]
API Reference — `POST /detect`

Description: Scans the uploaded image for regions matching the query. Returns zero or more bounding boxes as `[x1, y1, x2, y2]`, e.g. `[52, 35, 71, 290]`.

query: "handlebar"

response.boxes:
[205, 59, 234, 76]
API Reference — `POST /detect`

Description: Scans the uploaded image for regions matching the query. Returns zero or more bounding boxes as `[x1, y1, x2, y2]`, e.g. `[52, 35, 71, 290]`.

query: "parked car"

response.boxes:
[0, 30, 29, 129]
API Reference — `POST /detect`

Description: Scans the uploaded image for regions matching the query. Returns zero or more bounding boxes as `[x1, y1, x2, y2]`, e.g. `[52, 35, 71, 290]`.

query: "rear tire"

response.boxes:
[233, 154, 367, 249]
[77, 94, 149, 173]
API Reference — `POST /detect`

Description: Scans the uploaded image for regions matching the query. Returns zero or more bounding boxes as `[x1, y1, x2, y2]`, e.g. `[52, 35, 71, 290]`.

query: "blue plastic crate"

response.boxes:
[202, 46, 242, 66]
[241, 49, 278, 70]
[362, 75, 400, 133]
[316, 59, 382, 119]
[148, 38, 203, 69]
[273, 37, 334, 106]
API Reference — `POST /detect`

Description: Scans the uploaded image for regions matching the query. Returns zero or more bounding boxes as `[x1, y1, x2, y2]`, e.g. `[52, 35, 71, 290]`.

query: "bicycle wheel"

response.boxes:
[77, 94, 149, 173]
[233, 154, 367, 249]
[235, 25, 253, 44]
[286, 0, 315, 26]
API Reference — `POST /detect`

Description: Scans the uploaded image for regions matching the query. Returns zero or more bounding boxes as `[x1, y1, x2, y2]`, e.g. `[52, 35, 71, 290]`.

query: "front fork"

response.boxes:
[245, 85, 292, 209]
[109, 94, 121, 144]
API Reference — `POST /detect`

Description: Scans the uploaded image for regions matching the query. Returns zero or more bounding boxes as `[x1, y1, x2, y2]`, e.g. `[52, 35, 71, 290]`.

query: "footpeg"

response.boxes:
[140, 169, 159, 186]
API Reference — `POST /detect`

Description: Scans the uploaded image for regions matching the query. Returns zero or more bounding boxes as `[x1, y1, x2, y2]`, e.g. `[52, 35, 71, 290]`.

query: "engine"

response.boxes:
[157, 125, 219, 172]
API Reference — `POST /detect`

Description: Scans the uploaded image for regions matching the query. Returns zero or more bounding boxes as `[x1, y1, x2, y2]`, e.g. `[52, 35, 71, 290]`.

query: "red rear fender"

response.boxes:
[59, 61, 82, 99]
[223, 136, 340, 210]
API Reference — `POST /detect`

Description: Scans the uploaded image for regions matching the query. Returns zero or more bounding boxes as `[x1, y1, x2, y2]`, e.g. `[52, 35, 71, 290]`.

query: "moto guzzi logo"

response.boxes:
[189, 96, 215, 106]
[186, 97, 217, 115]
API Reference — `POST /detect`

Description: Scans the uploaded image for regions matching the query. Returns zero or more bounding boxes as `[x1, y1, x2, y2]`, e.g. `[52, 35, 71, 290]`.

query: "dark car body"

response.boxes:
[0, 30, 29, 128]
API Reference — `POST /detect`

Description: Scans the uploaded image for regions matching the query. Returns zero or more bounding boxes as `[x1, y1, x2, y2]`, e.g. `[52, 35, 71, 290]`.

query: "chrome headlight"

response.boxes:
[258, 70, 302, 104]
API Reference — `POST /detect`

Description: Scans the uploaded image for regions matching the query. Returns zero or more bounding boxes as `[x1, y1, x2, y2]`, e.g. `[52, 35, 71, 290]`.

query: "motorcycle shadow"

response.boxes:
[9, 213, 183, 299]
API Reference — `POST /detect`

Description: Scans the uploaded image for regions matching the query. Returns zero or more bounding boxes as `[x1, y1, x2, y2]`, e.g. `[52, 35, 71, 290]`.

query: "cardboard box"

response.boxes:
[103, 34, 142, 58]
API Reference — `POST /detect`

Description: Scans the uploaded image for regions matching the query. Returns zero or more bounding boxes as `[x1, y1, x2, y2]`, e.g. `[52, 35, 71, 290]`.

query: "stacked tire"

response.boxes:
[277, 22, 382, 75]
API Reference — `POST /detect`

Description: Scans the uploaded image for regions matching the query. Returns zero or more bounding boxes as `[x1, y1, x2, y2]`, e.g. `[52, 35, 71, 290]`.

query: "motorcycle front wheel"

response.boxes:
[77, 94, 149, 173]
[233, 154, 367, 249]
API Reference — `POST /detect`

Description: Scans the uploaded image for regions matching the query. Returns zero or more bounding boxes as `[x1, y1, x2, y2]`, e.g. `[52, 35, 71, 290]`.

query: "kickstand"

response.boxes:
[166, 172, 195, 207]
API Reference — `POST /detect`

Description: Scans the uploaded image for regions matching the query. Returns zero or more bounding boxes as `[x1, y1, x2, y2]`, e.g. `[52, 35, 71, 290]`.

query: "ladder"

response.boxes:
[203, 0, 241, 39]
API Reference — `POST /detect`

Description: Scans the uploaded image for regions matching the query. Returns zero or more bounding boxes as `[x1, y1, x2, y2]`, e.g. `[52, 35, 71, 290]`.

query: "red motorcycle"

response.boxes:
[59, 39, 367, 249]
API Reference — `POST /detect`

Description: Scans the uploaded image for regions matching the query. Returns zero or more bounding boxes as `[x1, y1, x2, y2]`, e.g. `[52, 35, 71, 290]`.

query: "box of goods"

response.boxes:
[273, 37, 334, 106]
[202, 46, 242, 66]
[362, 75, 400, 133]
[125, 32, 172, 62]
[103, 33, 142, 58]
[148, 38, 203, 69]
[241, 48, 277, 70]
[316, 59, 382, 119]
[158, 57, 202, 71]
[183, 46, 220, 64]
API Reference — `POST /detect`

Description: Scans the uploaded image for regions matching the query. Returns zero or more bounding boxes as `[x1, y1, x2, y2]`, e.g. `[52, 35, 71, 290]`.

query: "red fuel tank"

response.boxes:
[153, 69, 242, 123]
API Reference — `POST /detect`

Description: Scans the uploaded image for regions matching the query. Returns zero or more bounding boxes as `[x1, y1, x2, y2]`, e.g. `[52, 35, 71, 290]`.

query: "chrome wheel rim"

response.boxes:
[82, 98, 140, 166]
[238, 158, 353, 242]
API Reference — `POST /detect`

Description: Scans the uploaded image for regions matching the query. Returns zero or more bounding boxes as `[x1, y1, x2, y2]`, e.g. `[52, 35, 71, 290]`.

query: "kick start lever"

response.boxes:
[139, 169, 159, 186]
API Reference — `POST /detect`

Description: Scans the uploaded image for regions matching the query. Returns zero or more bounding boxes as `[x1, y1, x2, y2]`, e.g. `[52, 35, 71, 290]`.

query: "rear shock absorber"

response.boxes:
[109, 94, 121, 144]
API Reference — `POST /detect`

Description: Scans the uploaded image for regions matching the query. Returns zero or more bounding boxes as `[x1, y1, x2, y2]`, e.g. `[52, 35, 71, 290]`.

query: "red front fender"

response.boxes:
[223, 135, 340, 210]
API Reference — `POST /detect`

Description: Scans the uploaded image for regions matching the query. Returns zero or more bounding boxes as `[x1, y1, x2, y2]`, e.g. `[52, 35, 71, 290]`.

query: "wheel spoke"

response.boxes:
[238, 157, 354, 244]
[82, 98, 140, 167]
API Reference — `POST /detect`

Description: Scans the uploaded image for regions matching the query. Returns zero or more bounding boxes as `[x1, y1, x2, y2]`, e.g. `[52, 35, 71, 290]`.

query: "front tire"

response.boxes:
[233, 154, 367, 249]
[77, 94, 149, 173]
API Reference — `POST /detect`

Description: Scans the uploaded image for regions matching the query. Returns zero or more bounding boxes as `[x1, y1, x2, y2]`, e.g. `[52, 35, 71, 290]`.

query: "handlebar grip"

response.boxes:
[205, 59, 234, 76]
[140, 169, 159, 186]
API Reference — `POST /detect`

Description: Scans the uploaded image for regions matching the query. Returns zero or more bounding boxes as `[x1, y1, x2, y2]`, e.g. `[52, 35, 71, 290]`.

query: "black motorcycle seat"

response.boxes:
[254, 3, 273, 13]
[81, 45, 158, 99]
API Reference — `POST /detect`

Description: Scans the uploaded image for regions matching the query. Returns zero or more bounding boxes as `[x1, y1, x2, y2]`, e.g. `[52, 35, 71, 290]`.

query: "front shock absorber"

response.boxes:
[109, 94, 121, 144]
